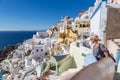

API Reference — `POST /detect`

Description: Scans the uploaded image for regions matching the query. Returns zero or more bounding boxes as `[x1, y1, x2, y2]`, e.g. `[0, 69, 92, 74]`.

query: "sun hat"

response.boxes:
[90, 34, 101, 41]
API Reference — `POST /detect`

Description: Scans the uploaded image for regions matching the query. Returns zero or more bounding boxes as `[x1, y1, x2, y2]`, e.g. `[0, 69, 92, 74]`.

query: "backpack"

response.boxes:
[99, 44, 116, 62]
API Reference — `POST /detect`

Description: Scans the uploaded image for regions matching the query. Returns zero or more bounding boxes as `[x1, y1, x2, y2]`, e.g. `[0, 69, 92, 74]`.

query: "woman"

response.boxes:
[90, 34, 108, 61]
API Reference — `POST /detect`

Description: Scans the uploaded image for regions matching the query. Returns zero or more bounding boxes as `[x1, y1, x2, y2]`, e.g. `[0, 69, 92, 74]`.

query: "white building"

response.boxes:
[25, 57, 31, 68]
[24, 43, 33, 53]
[33, 38, 51, 46]
[90, 0, 120, 44]
[90, 0, 106, 43]
[60, 16, 73, 33]
[75, 12, 89, 23]
[108, 0, 120, 4]
[33, 32, 49, 39]
[23, 37, 50, 52]
[32, 59, 39, 66]
[89, 0, 120, 61]
[13, 49, 25, 58]
[36, 64, 42, 77]
[32, 44, 49, 57]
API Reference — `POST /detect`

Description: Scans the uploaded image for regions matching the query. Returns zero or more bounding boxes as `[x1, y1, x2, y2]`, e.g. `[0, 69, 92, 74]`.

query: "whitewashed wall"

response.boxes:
[90, 7, 101, 36]
[90, 2, 107, 44]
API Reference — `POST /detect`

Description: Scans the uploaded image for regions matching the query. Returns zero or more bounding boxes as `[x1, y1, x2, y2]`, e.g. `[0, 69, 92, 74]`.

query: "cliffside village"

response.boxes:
[0, 0, 120, 80]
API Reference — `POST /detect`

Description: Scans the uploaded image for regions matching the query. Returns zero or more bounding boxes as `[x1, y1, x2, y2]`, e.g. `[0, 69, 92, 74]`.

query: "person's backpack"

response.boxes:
[107, 50, 116, 62]
[99, 44, 116, 62]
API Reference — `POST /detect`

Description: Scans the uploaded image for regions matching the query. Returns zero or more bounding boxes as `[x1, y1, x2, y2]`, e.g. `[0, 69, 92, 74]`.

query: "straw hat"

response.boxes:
[90, 34, 101, 41]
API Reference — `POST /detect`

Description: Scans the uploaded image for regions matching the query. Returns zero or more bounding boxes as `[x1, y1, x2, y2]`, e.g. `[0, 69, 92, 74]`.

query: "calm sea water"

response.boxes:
[0, 31, 38, 50]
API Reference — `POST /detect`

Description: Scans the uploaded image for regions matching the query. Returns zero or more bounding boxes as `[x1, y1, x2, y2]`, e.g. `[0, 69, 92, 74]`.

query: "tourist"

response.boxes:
[90, 34, 108, 61]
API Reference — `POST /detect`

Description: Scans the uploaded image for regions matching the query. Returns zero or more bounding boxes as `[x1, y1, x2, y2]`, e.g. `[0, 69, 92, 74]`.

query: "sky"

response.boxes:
[0, 0, 106, 31]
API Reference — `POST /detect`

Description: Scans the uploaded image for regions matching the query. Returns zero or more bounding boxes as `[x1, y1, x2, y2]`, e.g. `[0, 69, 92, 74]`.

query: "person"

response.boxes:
[90, 34, 108, 61]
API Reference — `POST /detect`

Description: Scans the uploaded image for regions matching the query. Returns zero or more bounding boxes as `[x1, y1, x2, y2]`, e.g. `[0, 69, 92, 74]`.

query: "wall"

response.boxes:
[106, 8, 120, 40]
[70, 57, 115, 80]
[69, 42, 92, 69]
[90, 2, 107, 44]
[107, 40, 120, 58]
[90, 3, 102, 39]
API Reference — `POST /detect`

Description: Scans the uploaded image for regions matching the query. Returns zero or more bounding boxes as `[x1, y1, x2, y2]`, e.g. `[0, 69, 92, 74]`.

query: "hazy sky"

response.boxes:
[0, 0, 106, 31]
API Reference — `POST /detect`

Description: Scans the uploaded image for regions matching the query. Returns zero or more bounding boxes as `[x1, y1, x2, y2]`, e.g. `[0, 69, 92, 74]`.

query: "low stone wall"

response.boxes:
[70, 57, 115, 80]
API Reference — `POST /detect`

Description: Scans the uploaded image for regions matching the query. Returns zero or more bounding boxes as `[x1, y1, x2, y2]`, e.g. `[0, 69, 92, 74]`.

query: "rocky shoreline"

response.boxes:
[0, 43, 21, 62]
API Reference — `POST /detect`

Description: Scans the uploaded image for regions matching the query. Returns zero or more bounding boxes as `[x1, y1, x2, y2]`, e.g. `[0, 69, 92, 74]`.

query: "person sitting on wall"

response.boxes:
[90, 34, 108, 61]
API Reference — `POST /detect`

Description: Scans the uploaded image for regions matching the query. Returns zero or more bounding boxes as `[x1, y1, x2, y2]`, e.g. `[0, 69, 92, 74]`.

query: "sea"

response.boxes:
[0, 30, 45, 50]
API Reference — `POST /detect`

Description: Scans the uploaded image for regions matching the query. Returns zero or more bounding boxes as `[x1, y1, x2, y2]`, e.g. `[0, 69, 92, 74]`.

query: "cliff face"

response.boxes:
[0, 45, 15, 62]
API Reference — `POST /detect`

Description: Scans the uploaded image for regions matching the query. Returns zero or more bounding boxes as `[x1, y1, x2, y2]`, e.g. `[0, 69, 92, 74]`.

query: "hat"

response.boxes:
[90, 34, 101, 41]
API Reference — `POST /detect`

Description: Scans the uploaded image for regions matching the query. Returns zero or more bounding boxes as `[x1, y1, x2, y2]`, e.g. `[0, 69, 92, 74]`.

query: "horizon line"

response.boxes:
[0, 30, 47, 31]
[0, 30, 47, 32]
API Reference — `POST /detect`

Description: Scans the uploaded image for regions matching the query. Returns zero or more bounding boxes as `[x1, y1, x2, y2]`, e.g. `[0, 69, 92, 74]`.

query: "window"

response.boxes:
[36, 49, 39, 52]
[41, 49, 43, 52]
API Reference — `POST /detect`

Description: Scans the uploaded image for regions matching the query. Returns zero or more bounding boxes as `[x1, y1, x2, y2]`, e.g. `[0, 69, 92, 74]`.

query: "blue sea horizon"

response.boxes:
[0, 30, 46, 50]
